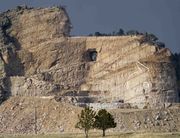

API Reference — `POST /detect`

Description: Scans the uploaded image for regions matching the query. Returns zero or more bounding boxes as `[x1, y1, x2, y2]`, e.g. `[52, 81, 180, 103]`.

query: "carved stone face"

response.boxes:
[9, 7, 71, 49]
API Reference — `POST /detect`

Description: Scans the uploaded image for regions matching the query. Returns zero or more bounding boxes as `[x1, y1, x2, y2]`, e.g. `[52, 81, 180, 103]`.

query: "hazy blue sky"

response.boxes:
[0, 0, 180, 52]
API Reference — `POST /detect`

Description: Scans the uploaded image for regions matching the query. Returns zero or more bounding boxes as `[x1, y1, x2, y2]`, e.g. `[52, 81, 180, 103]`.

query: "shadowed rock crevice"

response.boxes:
[0, 15, 24, 103]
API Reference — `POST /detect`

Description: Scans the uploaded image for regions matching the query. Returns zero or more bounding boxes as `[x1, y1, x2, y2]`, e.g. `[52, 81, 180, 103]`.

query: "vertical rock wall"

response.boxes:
[0, 6, 72, 101]
[73, 37, 178, 107]
[0, 7, 178, 108]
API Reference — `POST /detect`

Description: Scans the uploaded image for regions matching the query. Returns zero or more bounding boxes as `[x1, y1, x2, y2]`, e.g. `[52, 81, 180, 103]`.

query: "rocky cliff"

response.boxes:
[0, 6, 71, 102]
[0, 6, 179, 134]
[0, 6, 179, 108]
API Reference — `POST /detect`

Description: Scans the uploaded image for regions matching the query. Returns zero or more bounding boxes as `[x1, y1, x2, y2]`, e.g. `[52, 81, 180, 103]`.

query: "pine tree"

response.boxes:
[116, 28, 124, 36]
[75, 107, 96, 138]
[94, 109, 116, 137]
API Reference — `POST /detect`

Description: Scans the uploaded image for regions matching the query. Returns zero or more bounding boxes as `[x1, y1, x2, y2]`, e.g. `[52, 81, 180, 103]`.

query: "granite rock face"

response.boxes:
[0, 6, 71, 102]
[0, 6, 179, 108]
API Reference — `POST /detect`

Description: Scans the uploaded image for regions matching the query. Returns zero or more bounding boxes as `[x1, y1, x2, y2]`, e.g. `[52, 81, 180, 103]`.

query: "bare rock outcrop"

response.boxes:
[0, 6, 179, 135]
[0, 6, 179, 108]
[0, 6, 71, 102]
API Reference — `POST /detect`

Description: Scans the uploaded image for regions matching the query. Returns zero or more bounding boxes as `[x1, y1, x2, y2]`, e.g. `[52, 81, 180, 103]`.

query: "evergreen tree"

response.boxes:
[139, 32, 159, 45]
[116, 28, 124, 36]
[126, 30, 140, 36]
[155, 41, 165, 48]
[75, 107, 96, 138]
[94, 109, 116, 137]
[146, 33, 158, 41]
[94, 32, 102, 36]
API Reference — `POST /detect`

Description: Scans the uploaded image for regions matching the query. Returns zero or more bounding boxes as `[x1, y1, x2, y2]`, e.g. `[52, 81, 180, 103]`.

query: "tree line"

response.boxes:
[75, 107, 116, 138]
[89, 29, 165, 48]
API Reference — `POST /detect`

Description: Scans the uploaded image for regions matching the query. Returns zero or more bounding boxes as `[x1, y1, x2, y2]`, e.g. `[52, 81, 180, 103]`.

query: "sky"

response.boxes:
[0, 0, 180, 53]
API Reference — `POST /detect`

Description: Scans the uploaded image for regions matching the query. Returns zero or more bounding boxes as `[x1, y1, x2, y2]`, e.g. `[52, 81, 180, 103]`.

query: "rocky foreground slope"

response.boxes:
[0, 6, 179, 134]
[0, 97, 179, 134]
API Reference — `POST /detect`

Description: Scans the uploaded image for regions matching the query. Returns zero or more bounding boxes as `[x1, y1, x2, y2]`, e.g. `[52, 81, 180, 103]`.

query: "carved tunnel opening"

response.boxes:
[85, 49, 97, 62]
